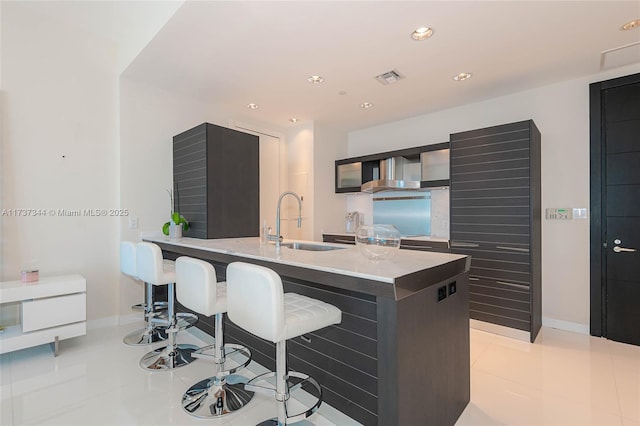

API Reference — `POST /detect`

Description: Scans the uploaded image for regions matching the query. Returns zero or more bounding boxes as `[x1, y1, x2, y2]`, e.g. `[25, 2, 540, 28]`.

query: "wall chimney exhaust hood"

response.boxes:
[361, 156, 421, 193]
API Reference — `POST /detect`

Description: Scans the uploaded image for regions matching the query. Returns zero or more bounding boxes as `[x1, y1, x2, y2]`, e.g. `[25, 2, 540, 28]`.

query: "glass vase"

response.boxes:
[355, 224, 401, 260]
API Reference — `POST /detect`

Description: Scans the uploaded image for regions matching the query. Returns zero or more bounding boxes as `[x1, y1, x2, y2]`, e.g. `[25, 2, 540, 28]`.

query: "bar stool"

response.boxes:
[175, 256, 254, 418]
[137, 242, 198, 370]
[120, 241, 167, 346]
[226, 262, 342, 426]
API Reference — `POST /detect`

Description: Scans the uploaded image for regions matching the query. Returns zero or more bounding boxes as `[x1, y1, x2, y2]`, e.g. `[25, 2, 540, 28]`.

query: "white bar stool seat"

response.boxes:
[226, 262, 342, 426]
[120, 241, 167, 346]
[137, 242, 198, 370]
[176, 257, 254, 418]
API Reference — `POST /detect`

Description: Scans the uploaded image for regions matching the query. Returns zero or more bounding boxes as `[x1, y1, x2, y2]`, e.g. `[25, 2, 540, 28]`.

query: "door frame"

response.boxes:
[589, 72, 640, 337]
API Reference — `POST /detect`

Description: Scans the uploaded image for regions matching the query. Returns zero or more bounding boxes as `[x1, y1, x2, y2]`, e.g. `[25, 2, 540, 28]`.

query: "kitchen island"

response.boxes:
[145, 236, 470, 426]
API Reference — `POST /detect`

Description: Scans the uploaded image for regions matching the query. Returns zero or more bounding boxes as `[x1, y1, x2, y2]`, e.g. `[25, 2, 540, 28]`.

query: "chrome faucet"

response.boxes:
[268, 191, 302, 248]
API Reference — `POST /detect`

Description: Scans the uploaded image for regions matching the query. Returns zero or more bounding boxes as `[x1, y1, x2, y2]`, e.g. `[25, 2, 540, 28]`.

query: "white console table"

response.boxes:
[0, 274, 86, 356]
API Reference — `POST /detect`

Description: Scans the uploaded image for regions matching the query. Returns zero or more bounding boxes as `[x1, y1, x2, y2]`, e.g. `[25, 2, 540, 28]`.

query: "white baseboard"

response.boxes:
[470, 319, 530, 342]
[470, 318, 590, 342]
[86, 316, 119, 330]
[86, 313, 143, 330]
[118, 312, 143, 325]
[542, 317, 589, 335]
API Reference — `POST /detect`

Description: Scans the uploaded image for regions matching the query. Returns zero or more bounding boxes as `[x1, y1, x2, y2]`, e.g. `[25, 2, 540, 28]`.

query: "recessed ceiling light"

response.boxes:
[411, 27, 433, 41]
[307, 75, 324, 84]
[453, 72, 472, 81]
[360, 102, 374, 109]
[289, 118, 299, 123]
[247, 103, 259, 109]
[621, 19, 640, 30]
[338, 91, 347, 96]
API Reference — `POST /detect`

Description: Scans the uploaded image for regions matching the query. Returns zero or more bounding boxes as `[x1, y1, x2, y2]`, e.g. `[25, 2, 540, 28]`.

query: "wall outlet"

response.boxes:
[437, 286, 447, 302]
[128, 217, 138, 229]
[448, 282, 457, 296]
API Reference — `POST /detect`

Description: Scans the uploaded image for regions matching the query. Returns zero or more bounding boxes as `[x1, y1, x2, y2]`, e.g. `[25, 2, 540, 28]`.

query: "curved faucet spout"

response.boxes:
[269, 191, 302, 249]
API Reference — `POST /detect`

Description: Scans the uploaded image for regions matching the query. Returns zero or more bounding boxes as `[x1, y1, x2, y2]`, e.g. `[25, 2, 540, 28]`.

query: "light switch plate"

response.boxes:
[572, 208, 588, 219]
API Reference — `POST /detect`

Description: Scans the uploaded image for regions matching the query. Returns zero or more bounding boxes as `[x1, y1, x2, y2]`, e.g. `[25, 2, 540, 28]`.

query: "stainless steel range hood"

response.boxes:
[361, 156, 421, 193]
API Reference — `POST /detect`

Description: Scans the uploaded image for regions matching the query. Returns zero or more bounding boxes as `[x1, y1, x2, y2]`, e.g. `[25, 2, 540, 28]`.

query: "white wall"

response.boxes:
[313, 123, 349, 240]
[284, 123, 314, 241]
[281, 121, 348, 242]
[1, 3, 120, 321]
[348, 63, 640, 331]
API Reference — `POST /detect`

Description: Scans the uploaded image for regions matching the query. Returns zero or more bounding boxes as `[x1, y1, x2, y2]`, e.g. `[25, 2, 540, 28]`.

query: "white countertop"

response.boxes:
[144, 236, 465, 284]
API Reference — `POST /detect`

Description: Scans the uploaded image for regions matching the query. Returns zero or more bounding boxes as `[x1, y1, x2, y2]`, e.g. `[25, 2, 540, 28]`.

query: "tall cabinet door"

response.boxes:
[450, 120, 541, 342]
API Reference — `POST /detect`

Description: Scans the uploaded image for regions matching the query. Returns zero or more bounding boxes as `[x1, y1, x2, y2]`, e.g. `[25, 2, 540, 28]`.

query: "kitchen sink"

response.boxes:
[281, 242, 346, 251]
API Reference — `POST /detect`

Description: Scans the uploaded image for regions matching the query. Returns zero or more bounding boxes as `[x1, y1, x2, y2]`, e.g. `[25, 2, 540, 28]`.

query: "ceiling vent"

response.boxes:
[600, 41, 640, 71]
[375, 69, 404, 85]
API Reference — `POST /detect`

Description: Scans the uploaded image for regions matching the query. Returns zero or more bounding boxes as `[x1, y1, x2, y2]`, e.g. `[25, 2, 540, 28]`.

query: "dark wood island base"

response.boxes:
[151, 238, 470, 426]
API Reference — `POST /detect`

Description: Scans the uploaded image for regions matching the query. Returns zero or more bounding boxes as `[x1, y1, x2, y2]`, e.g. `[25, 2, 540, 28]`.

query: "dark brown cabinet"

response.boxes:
[322, 233, 357, 244]
[173, 123, 259, 239]
[323, 234, 450, 253]
[450, 120, 541, 342]
[399, 239, 450, 253]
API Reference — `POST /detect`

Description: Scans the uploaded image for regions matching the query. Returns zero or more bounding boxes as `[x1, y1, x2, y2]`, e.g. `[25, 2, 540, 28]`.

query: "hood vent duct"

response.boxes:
[361, 156, 421, 193]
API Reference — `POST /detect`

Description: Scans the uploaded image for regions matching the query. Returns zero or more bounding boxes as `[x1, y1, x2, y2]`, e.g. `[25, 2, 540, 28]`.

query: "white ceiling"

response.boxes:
[25, 1, 640, 132]
[12, 0, 184, 73]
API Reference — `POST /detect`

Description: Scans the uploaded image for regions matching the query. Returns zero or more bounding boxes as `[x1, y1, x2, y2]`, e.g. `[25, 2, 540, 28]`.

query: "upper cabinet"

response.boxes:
[335, 142, 450, 193]
[335, 161, 362, 192]
[173, 122, 260, 239]
[420, 148, 449, 181]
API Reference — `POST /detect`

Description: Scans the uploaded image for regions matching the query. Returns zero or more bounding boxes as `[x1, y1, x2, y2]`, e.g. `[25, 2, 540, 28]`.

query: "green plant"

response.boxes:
[162, 212, 190, 235]
[162, 189, 190, 235]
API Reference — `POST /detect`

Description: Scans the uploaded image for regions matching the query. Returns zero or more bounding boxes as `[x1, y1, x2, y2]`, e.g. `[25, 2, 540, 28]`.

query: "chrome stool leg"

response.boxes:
[139, 283, 197, 370]
[123, 281, 167, 346]
[247, 341, 322, 425]
[182, 313, 254, 417]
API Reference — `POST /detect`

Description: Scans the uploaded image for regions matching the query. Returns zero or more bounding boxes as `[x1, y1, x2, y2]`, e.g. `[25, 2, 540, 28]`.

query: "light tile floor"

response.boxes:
[1, 322, 639, 425]
[458, 326, 640, 426]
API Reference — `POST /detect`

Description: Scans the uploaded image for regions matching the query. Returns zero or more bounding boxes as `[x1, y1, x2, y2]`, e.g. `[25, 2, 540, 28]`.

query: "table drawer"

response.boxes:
[22, 292, 86, 332]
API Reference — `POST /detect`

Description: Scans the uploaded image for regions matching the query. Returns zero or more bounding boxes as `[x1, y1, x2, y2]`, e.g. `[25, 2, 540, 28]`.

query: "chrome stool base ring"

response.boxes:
[256, 420, 279, 426]
[123, 327, 167, 346]
[182, 375, 254, 418]
[192, 343, 252, 376]
[139, 344, 198, 370]
[246, 371, 323, 424]
[131, 301, 169, 311]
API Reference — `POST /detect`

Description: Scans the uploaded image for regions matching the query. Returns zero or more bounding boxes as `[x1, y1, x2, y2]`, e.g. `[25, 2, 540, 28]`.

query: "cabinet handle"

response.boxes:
[300, 335, 312, 343]
[450, 242, 479, 248]
[469, 277, 480, 281]
[334, 239, 355, 244]
[496, 281, 529, 290]
[496, 246, 530, 253]
[400, 244, 433, 249]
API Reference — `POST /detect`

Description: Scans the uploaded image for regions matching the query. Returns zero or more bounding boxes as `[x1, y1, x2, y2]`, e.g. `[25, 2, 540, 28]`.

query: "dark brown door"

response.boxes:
[602, 81, 640, 345]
